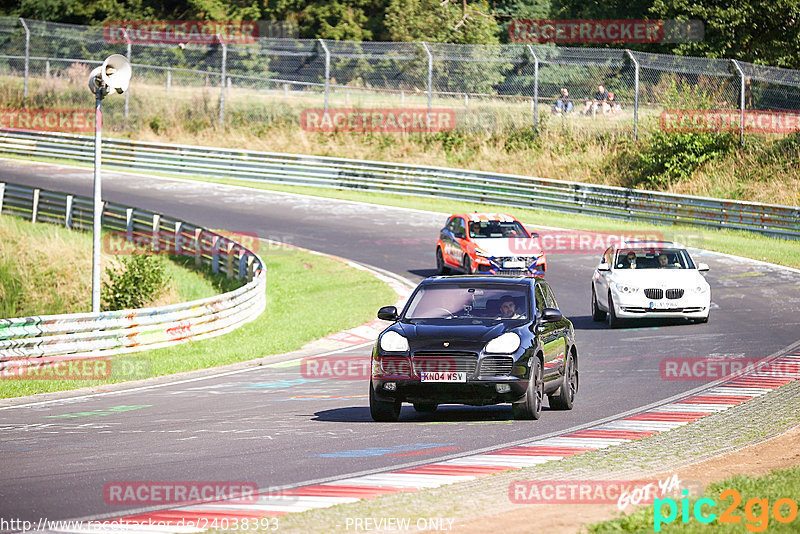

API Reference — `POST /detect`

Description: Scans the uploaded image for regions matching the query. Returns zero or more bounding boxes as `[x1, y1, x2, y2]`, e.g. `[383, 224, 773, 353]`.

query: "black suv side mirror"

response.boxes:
[540, 308, 563, 323]
[377, 306, 399, 321]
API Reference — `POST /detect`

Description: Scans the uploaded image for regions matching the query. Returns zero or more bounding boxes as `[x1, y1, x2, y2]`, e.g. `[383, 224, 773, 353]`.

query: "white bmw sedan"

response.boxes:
[591, 242, 711, 327]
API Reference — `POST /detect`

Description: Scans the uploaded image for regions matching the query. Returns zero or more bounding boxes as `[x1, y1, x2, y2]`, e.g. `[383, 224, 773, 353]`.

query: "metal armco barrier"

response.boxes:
[0, 129, 798, 239]
[0, 181, 266, 367]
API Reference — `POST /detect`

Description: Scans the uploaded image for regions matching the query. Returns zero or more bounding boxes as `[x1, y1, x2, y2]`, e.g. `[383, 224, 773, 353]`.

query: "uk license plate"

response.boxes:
[420, 371, 467, 382]
[503, 260, 525, 269]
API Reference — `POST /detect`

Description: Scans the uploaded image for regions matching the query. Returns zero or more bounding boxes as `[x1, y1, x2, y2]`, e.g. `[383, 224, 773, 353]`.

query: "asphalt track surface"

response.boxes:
[1, 160, 800, 524]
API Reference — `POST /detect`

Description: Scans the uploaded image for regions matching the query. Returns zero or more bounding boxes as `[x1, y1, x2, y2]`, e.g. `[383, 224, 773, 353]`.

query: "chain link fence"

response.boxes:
[1, 17, 799, 137]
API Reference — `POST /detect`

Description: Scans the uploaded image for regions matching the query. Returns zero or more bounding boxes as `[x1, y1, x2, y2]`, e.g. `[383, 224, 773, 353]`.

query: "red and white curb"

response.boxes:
[51, 352, 797, 533]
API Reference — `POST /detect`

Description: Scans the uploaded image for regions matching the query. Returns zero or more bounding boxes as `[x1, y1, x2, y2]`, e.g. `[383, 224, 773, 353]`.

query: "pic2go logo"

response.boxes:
[654, 489, 799, 532]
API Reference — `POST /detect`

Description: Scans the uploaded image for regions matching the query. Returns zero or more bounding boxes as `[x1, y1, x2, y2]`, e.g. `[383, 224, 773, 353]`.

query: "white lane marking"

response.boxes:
[596, 420, 691, 431]
[325, 473, 475, 488]
[526, 437, 630, 448]
[439, 455, 563, 467]
[704, 387, 772, 396]
[651, 403, 734, 413]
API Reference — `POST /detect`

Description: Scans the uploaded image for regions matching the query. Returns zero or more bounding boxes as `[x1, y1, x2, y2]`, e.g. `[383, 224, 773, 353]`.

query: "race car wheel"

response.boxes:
[370, 382, 401, 422]
[413, 403, 438, 413]
[436, 248, 450, 275]
[462, 254, 473, 274]
[591, 285, 606, 321]
[608, 292, 624, 328]
[548, 352, 577, 410]
[512, 357, 543, 420]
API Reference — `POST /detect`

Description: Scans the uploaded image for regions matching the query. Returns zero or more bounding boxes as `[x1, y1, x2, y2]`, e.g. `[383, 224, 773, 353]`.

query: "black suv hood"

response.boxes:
[394, 321, 509, 352]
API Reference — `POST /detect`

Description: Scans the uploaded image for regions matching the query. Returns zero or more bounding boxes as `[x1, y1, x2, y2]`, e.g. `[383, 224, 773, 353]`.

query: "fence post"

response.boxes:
[31, 188, 39, 223]
[318, 38, 330, 112]
[731, 59, 746, 146]
[421, 42, 433, 117]
[218, 35, 227, 126]
[125, 207, 134, 241]
[194, 228, 202, 267]
[166, 68, 171, 95]
[45, 59, 50, 79]
[211, 235, 220, 273]
[174, 221, 182, 255]
[19, 18, 29, 100]
[0, 182, 4, 215]
[225, 241, 234, 278]
[123, 29, 132, 119]
[65, 194, 73, 229]
[626, 50, 640, 140]
[151, 213, 161, 252]
[527, 45, 539, 126]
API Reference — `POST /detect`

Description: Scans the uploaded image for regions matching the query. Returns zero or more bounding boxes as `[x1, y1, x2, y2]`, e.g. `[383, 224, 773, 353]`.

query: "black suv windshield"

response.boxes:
[405, 284, 529, 319]
[469, 220, 529, 239]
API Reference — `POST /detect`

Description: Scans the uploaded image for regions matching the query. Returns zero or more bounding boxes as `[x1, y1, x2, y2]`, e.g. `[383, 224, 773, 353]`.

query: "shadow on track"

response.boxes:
[313, 404, 552, 423]
[571, 314, 701, 331]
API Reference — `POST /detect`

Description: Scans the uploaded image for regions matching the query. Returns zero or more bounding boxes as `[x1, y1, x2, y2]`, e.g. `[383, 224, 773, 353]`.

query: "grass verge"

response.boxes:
[587, 467, 800, 533]
[0, 244, 397, 398]
[0, 214, 221, 316]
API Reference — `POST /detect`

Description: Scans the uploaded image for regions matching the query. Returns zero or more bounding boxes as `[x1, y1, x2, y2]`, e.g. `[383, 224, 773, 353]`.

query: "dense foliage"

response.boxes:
[102, 254, 170, 311]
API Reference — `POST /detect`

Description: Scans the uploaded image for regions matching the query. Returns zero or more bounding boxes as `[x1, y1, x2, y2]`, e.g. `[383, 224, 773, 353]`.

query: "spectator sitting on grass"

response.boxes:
[553, 88, 573, 115]
[583, 84, 609, 115]
[607, 92, 621, 114]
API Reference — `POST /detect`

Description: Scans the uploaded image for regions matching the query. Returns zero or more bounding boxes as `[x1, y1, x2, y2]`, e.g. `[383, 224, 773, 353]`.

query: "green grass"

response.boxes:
[587, 466, 800, 533]
[0, 245, 397, 398]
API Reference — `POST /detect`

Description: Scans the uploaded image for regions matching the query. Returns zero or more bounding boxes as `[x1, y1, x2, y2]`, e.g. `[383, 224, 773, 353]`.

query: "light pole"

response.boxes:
[87, 54, 131, 312]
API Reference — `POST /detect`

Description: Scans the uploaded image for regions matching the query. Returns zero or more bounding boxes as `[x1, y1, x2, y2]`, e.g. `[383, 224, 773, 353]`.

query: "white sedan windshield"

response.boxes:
[615, 248, 696, 269]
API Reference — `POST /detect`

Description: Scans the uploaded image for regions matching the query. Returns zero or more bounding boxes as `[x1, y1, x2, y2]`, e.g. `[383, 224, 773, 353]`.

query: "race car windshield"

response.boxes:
[615, 248, 696, 269]
[404, 285, 529, 320]
[469, 221, 529, 239]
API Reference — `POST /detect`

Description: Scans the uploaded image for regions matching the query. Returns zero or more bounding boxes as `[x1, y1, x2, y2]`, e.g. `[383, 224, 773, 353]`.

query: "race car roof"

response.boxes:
[458, 213, 518, 223]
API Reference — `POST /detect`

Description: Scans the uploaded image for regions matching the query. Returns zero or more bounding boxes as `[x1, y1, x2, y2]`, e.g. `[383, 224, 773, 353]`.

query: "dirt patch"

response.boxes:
[451, 423, 800, 533]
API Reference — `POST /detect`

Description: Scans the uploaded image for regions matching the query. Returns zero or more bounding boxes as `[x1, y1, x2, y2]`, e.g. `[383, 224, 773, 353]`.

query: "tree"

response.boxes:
[385, 0, 500, 44]
[649, 0, 800, 68]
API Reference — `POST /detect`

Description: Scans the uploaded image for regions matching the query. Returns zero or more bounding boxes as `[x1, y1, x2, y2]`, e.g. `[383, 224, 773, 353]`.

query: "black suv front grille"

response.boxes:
[412, 351, 478, 375]
[478, 356, 514, 376]
[644, 288, 663, 299]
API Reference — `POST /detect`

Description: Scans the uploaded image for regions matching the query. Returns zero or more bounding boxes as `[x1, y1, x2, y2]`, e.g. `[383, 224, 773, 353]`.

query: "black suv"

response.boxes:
[370, 276, 578, 421]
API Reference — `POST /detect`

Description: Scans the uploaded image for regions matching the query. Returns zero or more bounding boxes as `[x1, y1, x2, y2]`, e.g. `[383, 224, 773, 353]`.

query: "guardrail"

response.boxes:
[0, 181, 266, 368]
[0, 130, 798, 239]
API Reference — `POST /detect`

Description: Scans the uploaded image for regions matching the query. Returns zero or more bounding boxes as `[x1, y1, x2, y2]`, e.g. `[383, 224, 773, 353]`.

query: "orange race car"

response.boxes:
[435, 213, 546, 276]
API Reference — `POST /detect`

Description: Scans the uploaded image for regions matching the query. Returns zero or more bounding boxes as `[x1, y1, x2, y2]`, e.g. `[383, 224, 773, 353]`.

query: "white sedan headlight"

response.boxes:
[613, 282, 639, 294]
[485, 332, 521, 354]
[380, 331, 409, 352]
